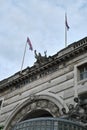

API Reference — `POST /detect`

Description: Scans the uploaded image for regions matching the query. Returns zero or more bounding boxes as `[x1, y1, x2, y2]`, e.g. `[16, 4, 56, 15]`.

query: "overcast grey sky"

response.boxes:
[0, 0, 87, 81]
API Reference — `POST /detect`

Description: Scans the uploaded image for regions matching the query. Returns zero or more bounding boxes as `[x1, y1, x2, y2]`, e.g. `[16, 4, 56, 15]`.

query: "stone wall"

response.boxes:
[0, 37, 87, 129]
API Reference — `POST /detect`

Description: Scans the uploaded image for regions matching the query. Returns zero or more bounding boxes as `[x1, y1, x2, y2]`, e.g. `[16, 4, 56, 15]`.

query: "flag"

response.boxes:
[27, 37, 33, 51]
[65, 13, 69, 30]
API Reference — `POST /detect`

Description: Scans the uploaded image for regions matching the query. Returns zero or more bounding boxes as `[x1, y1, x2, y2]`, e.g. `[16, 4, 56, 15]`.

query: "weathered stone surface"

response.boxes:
[0, 37, 87, 129]
[63, 88, 74, 99]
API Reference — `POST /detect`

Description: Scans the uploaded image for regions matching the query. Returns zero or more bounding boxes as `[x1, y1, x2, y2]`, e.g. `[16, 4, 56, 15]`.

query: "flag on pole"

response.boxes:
[20, 37, 33, 72]
[27, 37, 33, 51]
[65, 13, 70, 30]
[65, 13, 70, 47]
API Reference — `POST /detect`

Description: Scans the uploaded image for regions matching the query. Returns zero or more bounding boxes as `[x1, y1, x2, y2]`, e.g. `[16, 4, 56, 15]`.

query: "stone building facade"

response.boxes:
[0, 37, 87, 130]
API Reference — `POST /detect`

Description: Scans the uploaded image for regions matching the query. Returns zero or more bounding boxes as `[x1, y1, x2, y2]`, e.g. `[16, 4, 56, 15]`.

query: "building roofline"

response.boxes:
[0, 37, 87, 90]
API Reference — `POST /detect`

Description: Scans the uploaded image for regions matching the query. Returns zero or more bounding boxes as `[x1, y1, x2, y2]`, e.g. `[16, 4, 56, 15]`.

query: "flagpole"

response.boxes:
[65, 12, 70, 47]
[20, 42, 27, 73]
[65, 21, 67, 47]
[65, 13, 67, 47]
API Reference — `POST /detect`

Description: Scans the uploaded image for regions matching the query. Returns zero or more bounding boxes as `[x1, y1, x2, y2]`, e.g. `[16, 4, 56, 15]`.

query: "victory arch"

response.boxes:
[0, 37, 87, 130]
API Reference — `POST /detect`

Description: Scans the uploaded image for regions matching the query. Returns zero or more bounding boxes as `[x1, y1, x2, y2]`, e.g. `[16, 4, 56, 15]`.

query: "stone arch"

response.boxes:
[21, 109, 53, 121]
[4, 94, 63, 130]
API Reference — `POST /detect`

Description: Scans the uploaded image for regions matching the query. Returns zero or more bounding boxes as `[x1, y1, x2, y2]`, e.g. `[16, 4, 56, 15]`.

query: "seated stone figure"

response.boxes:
[34, 50, 48, 65]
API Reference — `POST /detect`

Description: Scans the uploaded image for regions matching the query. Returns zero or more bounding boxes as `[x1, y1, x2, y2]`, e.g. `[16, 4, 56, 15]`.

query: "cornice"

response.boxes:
[0, 37, 87, 91]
